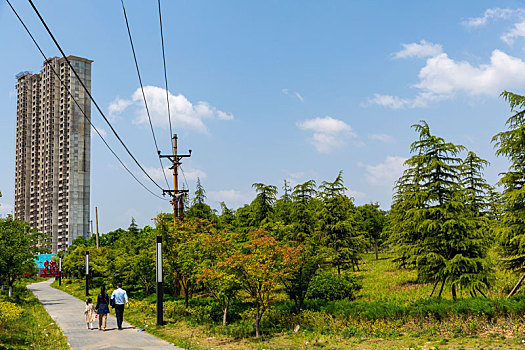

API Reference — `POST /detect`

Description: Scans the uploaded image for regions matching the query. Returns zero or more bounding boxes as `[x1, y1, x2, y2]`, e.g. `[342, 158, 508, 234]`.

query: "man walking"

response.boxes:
[110, 282, 129, 330]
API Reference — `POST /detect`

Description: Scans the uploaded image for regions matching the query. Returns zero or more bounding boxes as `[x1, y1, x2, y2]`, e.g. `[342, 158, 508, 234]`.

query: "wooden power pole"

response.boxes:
[159, 133, 191, 225]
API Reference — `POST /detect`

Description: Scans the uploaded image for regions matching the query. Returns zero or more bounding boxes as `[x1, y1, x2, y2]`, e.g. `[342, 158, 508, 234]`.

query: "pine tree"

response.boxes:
[251, 183, 278, 226]
[274, 180, 293, 224]
[318, 171, 367, 274]
[391, 121, 491, 298]
[290, 180, 317, 243]
[492, 92, 525, 295]
[282, 180, 322, 312]
[358, 203, 387, 260]
[461, 151, 491, 213]
[186, 178, 215, 221]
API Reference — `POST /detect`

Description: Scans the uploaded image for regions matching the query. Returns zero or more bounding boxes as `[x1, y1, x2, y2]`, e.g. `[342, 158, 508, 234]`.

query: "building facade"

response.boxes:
[15, 56, 92, 253]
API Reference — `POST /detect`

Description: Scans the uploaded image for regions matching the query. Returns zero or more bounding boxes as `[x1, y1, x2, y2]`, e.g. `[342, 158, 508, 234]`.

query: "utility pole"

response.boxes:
[95, 207, 99, 249]
[159, 134, 191, 225]
[159, 134, 191, 300]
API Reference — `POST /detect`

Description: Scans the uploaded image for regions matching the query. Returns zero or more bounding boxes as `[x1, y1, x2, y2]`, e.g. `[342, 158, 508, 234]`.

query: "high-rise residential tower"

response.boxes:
[15, 56, 92, 253]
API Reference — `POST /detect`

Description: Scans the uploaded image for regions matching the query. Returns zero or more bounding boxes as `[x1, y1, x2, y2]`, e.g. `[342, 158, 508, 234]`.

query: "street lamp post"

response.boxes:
[59, 257, 62, 286]
[156, 235, 163, 326]
[85, 251, 89, 296]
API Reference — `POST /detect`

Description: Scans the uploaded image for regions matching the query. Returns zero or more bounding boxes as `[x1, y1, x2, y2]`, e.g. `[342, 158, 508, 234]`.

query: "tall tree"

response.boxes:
[318, 171, 367, 273]
[186, 178, 215, 221]
[225, 230, 300, 337]
[358, 203, 387, 260]
[492, 91, 525, 296]
[251, 183, 278, 226]
[160, 217, 214, 307]
[461, 151, 491, 213]
[217, 202, 236, 229]
[282, 180, 323, 313]
[274, 180, 293, 224]
[0, 216, 44, 297]
[197, 230, 240, 325]
[391, 121, 491, 299]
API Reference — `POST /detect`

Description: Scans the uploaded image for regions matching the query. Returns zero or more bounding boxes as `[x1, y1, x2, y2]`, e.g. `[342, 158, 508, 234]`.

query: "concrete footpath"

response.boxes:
[28, 279, 182, 350]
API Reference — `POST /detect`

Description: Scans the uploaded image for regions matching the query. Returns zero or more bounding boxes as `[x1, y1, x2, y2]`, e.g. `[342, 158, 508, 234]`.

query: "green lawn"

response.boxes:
[0, 279, 70, 350]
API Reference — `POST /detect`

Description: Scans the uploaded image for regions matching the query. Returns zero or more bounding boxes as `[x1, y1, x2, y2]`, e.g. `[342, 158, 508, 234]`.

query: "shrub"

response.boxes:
[0, 300, 23, 328]
[130, 299, 155, 314]
[164, 300, 187, 319]
[306, 271, 362, 301]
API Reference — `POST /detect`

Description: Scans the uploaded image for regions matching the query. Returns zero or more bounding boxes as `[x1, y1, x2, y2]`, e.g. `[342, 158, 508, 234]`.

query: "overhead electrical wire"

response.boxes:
[9, 0, 167, 200]
[157, 0, 174, 142]
[180, 166, 190, 193]
[26, 0, 166, 194]
[120, 0, 171, 191]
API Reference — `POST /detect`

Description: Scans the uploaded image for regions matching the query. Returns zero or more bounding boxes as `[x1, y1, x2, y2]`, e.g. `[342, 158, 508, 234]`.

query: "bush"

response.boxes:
[306, 271, 362, 301]
[0, 300, 23, 327]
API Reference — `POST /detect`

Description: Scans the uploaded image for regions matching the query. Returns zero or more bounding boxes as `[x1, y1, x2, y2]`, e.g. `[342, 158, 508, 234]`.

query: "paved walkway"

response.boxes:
[28, 279, 182, 350]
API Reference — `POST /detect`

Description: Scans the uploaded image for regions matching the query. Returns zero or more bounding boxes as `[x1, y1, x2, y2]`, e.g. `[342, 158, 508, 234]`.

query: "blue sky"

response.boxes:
[0, 1, 523, 231]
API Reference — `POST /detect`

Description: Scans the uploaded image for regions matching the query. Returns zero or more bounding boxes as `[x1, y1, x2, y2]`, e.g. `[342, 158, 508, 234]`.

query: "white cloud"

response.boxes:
[366, 94, 409, 109]
[368, 133, 394, 142]
[108, 86, 233, 133]
[359, 156, 407, 187]
[108, 97, 132, 120]
[144, 166, 207, 183]
[92, 126, 107, 138]
[502, 19, 525, 44]
[463, 8, 525, 45]
[368, 47, 525, 109]
[0, 203, 14, 215]
[416, 50, 525, 95]
[463, 8, 516, 28]
[144, 166, 172, 182]
[289, 172, 304, 180]
[366, 92, 446, 109]
[182, 167, 207, 181]
[282, 88, 305, 102]
[217, 110, 234, 120]
[394, 40, 443, 59]
[297, 116, 357, 153]
[346, 189, 366, 201]
[208, 189, 252, 207]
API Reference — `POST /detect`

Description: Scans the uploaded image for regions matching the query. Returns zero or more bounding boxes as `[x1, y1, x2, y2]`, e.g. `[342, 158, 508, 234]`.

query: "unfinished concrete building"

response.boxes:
[15, 56, 92, 253]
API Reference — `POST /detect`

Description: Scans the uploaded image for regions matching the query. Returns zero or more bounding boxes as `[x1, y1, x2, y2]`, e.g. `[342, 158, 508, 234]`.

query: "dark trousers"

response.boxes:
[115, 304, 125, 329]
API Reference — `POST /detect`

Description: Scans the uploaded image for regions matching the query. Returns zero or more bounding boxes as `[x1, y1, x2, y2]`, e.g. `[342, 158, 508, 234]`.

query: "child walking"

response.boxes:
[84, 298, 97, 330]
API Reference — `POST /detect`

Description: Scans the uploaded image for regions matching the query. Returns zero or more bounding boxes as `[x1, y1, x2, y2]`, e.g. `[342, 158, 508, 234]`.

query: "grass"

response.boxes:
[50, 250, 525, 349]
[357, 250, 520, 302]
[0, 278, 70, 350]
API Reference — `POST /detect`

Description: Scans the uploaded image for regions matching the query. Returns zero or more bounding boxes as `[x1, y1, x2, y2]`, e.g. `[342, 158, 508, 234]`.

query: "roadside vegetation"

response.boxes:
[0, 279, 70, 350]
[54, 251, 525, 349]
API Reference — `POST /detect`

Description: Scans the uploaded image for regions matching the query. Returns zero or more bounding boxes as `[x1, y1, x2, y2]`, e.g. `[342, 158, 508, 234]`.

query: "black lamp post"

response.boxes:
[156, 236, 163, 325]
[58, 257, 62, 286]
[85, 251, 89, 296]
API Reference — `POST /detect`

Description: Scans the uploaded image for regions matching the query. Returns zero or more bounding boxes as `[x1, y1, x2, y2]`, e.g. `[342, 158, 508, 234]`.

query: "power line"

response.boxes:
[180, 165, 190, 193]
[6, 0, 168, 201]
[26, 0, 166, 193]
[157, 0, 174, 141]
[120, 0, 171, 190]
